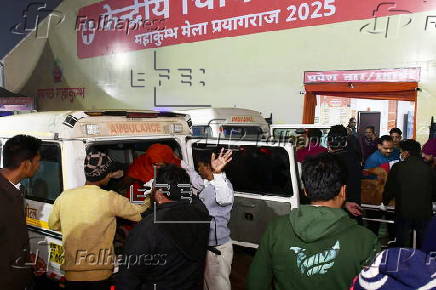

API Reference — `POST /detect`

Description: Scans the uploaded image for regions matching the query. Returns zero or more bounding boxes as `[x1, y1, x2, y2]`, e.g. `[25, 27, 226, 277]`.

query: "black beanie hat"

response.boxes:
[84, 151, 113, 182]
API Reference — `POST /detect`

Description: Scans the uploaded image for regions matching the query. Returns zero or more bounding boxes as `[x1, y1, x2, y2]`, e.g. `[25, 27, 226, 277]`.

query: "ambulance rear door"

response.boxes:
[186, 138, 299, 247]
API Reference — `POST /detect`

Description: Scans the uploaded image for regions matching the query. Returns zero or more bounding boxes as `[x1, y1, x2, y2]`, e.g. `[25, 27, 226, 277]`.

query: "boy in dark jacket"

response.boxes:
[116, 164, 210, 290]
[248, 153, 379, 290]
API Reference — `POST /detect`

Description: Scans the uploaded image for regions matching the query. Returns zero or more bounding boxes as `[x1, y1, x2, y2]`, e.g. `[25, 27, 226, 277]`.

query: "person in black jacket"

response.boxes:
[116, 164, 210, 290]
[383, 139, 435, 248]
[327, 125, 362, 218]
[0, 135, 42, 290]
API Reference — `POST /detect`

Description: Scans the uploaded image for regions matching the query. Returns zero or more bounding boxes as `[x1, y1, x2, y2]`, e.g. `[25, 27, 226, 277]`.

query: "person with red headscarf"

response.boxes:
[125, 144, 181, 206]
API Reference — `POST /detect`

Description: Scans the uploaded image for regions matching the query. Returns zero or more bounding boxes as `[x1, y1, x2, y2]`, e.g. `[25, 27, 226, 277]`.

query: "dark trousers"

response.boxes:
[65, 279, 112, 290]
[395, 217, 430, 249]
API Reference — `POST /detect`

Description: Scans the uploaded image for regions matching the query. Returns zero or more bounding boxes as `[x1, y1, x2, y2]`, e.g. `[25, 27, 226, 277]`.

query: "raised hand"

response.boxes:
[211, 148, 233, 173]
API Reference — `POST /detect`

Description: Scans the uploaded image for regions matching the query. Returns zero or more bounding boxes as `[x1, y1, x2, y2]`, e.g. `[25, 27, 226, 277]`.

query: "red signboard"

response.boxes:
[304, 67, 421, 83]
[77, 0, 436, 58]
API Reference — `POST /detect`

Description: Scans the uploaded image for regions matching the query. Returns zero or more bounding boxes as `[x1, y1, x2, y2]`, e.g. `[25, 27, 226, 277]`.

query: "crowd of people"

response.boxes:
[0, 135, 236, 290]
[272, 120, 436, 289]
[0, 126, 435, 289]
[295, 120, 436, 247]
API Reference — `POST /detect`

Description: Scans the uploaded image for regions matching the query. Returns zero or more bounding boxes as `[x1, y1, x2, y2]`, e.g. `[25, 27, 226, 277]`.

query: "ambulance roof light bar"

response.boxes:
[84, 111, 186, 118]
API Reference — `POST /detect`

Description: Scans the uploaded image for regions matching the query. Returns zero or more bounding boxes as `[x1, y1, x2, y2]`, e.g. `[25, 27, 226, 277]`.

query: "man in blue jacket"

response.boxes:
[363, 135, 400, 237]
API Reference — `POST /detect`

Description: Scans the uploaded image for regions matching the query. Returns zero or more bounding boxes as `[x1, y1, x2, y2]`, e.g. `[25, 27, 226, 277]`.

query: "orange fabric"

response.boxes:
[361, 168, 385, 205]
[127, 144, 181, 183]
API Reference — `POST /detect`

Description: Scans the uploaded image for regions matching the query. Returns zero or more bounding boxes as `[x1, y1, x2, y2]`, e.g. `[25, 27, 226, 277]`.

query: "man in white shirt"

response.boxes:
[194, 148, 234, 290]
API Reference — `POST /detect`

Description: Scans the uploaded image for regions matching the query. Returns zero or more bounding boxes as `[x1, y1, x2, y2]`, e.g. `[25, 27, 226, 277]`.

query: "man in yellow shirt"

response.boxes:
[49, 151, 146, 290]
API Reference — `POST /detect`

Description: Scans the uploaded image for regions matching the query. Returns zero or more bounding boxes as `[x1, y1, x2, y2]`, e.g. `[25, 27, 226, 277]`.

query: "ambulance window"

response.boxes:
[273, 128, 291, 139]
[193, 144, 293, 197]
[221, 126, 262, 140]
[273, 128, 330, 148]
[22, 143, 63, 203]
[88, 139, 182, 167]
[192, 126, 212, 137]
[88, 140, 182, 194]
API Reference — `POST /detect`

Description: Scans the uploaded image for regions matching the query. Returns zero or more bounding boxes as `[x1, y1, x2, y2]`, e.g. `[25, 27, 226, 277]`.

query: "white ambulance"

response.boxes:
[0, 110, 192, 281]
[177, 107, 270, 140]
[0, 109, 300, 281]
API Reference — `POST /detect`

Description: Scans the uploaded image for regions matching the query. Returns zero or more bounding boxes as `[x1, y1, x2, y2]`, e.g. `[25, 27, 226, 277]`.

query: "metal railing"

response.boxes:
[360, 203, 436, 249]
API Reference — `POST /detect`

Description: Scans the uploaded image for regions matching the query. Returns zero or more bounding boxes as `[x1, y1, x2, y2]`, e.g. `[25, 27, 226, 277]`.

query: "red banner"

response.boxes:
[304, 67, 421, 83]
[77, 0, 436, 59]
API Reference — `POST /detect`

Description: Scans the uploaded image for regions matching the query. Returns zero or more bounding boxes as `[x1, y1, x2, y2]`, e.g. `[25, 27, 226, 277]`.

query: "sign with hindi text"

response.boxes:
[77, 0, 436, 58]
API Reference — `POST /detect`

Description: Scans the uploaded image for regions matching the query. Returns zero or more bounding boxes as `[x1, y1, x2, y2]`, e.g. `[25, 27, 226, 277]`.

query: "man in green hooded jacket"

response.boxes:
[247, 153, 379, 290]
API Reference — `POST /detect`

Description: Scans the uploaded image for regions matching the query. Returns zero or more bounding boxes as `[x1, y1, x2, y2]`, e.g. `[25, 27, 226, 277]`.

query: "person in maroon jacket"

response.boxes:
[422, 138, 436, 169]
[0, 135, 42, 290]
[296, 128, 328, 163]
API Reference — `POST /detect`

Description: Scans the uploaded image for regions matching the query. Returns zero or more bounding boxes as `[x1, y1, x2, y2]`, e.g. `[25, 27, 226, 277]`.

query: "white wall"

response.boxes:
[3, 1, 436, 142]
